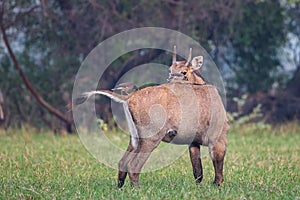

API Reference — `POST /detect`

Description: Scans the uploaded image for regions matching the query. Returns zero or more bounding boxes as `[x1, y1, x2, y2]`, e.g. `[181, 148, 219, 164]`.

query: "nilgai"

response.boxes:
[75, 47, 229, 188]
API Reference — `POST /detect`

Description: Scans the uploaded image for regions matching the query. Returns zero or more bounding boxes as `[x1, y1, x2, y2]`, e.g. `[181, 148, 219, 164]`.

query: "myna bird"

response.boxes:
[112, 82, 138, 95]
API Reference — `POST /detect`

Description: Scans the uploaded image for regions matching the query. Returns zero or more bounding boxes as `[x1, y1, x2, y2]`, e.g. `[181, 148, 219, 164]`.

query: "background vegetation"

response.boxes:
[0, 0, 300, 131]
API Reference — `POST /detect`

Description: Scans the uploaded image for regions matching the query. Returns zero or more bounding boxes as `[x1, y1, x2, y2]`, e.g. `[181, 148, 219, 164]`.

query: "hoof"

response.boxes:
[118, 180, 125, 188]
[195, 175, 203, 185]
[130, 182, 139, 188]
[212, 180, 223, 187]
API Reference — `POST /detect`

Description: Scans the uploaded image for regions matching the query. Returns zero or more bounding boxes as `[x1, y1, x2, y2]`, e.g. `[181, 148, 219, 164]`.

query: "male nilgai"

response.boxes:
[75, 50, 229, 188]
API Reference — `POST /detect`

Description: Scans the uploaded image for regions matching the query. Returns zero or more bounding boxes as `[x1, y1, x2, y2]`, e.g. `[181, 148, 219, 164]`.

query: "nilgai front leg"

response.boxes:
[189, 143, 203, 184]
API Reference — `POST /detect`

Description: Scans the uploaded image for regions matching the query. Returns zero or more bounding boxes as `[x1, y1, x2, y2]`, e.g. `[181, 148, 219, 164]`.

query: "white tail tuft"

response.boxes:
[123, 103, 139, 149]
[75, 90, 138, 149]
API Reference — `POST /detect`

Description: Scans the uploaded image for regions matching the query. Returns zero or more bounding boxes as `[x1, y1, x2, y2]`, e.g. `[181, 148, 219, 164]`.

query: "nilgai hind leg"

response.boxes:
[119, 136, 162, 187]
[189, 143, 203, 184]
[209, 126, 228, 185]
[118, 140, 135, 188]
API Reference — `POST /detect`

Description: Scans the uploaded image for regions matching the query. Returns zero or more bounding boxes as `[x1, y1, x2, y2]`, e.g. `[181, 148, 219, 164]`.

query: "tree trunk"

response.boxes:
[287, 65, 300, 97]
[0, 22, 73, 132]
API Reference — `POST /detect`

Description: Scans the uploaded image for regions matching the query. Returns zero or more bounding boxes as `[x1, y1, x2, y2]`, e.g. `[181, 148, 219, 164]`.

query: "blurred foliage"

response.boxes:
[228, 1, 286, 93]
[227, 94, 271, 132]
[0, 0, 299, 129]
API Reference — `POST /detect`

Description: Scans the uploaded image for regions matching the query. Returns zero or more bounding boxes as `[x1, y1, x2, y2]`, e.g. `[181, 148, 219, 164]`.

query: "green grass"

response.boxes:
[0, 125, 299, 199]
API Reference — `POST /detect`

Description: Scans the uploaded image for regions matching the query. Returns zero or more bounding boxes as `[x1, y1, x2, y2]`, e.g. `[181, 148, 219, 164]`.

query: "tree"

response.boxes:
[0, 0, 73, 132]
[223, 0, 287, 93]
[0, 0, 298, 129]
[1, 0, 242, 129]
[285, 1, 300, 97]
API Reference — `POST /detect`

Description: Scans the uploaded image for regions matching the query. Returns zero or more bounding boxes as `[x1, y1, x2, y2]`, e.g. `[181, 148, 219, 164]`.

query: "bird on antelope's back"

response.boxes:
[112, 82, 138, 95]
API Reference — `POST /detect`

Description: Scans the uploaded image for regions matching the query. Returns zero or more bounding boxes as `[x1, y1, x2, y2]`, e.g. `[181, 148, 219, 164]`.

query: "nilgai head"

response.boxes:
[168, 46, 205, 84]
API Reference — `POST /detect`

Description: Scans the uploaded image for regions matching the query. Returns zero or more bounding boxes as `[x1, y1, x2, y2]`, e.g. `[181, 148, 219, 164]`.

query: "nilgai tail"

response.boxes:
[74, 89, 139, 149]
[74, 90, 129, 105]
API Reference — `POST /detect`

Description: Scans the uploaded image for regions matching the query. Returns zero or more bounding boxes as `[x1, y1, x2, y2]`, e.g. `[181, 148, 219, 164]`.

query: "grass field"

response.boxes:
[0, 124, 299, 199]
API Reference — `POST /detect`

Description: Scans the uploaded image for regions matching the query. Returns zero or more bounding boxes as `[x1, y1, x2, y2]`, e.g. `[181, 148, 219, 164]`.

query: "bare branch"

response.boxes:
[4, 4, 40, 29]
[116, 49, 164, 81]
[0, 20, 72, 126]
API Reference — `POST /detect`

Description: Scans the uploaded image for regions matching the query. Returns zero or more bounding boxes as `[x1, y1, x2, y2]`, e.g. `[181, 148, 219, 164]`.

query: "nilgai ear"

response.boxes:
[191, 56, 203, 71]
